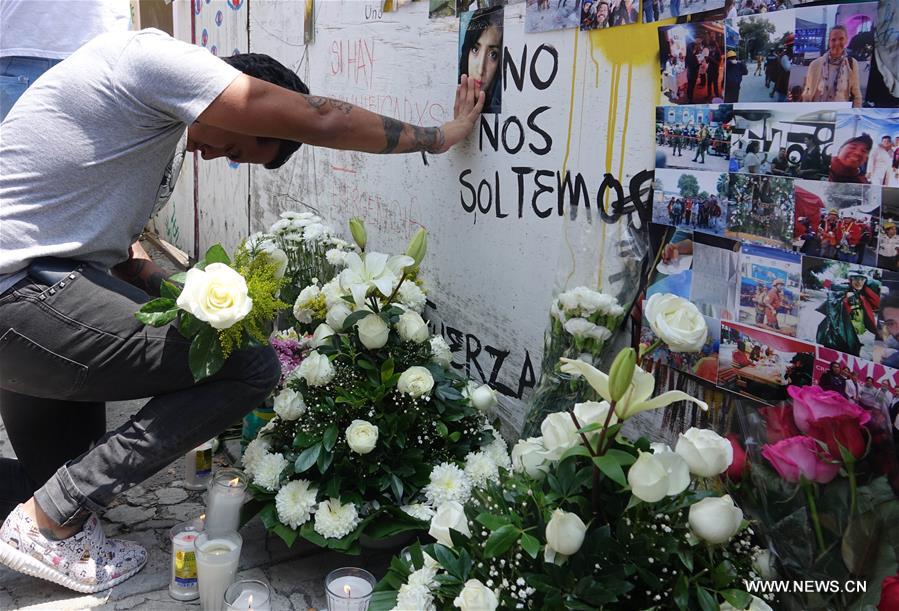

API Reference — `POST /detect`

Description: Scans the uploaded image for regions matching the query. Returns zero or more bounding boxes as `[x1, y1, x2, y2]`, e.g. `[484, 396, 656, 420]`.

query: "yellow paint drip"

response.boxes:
[588, 19, 674, 66]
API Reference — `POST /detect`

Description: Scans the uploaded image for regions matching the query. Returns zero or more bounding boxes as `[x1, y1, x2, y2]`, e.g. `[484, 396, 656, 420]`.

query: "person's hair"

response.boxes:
[747, 141, 760, 154]
[830, 24, 848, 36]
[460, 7, 504, 112]
[840, 133, 873, 153]
[222, 53, 310, 170]
[883, 135, 893, 142]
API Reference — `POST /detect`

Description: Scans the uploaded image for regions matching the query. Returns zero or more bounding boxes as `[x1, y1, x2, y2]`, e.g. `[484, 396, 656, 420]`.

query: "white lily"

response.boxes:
[559, 357, 707, 420]
[338, 252, 414, 306]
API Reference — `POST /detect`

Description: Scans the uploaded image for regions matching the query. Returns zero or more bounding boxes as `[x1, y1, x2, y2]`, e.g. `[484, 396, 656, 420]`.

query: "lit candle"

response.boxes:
[169, 518, 204, 601]
[204, 469, 247, 536]
[325, 568, 376, 611]
[184, 440, 214, 490]
[195, 531, 242, 611]
[224, 579, 271, 611]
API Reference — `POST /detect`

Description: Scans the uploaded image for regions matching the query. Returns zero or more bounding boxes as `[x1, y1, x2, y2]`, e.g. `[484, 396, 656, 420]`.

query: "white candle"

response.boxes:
[184, 440, 214, 490]
[169, 519, 203, 601]
[195, 531, 242, 611]
[204, 469, 247, 536]
[224, 580, 271, 611]
[325, 569, 376, 611]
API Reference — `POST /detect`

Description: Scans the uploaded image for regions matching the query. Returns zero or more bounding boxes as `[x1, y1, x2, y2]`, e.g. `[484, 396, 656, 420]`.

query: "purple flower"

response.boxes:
[271, 337, 305, 385]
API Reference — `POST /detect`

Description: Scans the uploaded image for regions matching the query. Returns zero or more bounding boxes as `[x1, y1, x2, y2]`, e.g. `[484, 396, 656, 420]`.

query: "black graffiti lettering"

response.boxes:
[494, 171, 508, 218]
[501, 116, 525, 155]
[484, 345, 516, 396]
[459, 170, 476, 213]
[512, 166, 534, 218]
[517, 350, 537, 398]
[476, 178, 493, 215]
[479, 114, 499, 152]
[558, 170, 590, 219]
[465, 333, 486, 381]
[527, 106, 552, 156]
[446, 325, 464, 371]
[503, 44, 527, 92]
[597, 173, 627, 223]
[629, 168, 654, 224]
[530, 45, 559, 91]
[532, 170, 554, 218]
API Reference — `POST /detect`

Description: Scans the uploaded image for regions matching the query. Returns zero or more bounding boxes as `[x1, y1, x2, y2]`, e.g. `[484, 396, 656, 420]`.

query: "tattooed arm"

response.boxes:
[111, 241, 168, 297]
[196, 73, 485, 155]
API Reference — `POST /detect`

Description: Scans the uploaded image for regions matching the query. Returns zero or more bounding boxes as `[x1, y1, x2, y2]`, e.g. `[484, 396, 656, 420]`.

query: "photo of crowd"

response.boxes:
[659, 21, 726, 105]
[814, 347, 899, 418]
[656, 105, 732, 172]
[799, 257, 881, 360]
[738, 245, 801, 336]
[732, 0, 791, 17]
[730, 105, 836, 179]
[878, 189, 899, 272]
[828, 109, 899, 185]
[788, 2, 877, 107]
[643, 0, 724, 23]
[653, 168, 728, 235]
[875, 272, 899, 368]
[718, 320, 815, 404]
[726, 12, 795, 103]
[793, 180, 879, 266]
[579, 0, 639, 29]
[725, 173, 795, 250]
[526, 0, 581, 32]
[641, 312, 721, 383]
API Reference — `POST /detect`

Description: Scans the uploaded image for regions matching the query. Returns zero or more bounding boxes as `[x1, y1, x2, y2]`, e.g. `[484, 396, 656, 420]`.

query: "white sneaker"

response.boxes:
[0, 504, 147, 593]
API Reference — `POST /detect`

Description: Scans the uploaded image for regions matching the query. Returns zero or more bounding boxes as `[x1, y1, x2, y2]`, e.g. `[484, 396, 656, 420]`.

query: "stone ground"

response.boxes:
[0, 239, 394, 610]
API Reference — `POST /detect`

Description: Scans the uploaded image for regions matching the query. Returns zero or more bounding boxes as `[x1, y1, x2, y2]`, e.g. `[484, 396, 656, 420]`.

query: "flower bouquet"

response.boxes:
[731, 384, 899, 609]
[522, 286, 626, 436]
[372, 348, 775, 611]
[136, 243, 288, 381]
[241, 223, 504, 553]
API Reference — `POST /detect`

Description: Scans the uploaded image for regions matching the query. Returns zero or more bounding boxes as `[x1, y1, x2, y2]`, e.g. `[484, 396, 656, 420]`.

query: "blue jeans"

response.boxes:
[0, 56, 60, 121]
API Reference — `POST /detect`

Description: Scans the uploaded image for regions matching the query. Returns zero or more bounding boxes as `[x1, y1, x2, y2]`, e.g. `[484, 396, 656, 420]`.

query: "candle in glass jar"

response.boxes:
[184, 440, 214, 490]
[204, 469, 247, 536]
[169, 518, 204, 601]
[195, 531, 242, 611]
[325, 568, 376, 611]
[224, 579, 271, 611]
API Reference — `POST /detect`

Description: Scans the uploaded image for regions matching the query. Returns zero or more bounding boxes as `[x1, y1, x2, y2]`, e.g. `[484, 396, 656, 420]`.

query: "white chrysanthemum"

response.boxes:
[464, 452, 499, 489]
[397, 280, 427, 313]
[313, 498, 360, 539]
[430, 336, 452, 368]
[407, 565, 439, 589]
[252, 452, 288, 492]
[325, 248, 349, 267]
[557, 290, 579, 311]
[303, 223, 328, 242]
[484, 435, 511, 470]
[563, 318, 612, 341]
[275, 479, 318, 529]
[269, 218, 294, 234]
[273, 387, 306, 421]
[321, 278, 345, 308]
[394, 583, 435, 611]
[425, 463, 472, 506]
[400, 503, 435, 522]
[293, 284, 321, 324]
[242, 437, 271, 475]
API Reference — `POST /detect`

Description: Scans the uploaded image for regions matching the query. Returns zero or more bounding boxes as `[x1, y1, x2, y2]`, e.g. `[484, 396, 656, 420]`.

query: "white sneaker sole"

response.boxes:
[0, 538, 146, 594]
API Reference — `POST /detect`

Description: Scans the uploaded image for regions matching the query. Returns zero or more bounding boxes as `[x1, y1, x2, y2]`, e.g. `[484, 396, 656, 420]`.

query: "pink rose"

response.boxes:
[761, 436, 840, 484]
[787, 385, 870, 433]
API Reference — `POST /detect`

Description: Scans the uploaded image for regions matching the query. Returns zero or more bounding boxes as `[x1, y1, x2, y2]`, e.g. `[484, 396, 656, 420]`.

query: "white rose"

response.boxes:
[396, 310, 429, 343]
[540, 412, 579, 461]
[273, 387, 306, 421]
[356, 313, 390, 349]
[675, 428, 733, 478]
[627, 451, 670, 503]
[649, 443, 690, 496]
[720, 596, 774, 611]
[292, 284, 321, 324]
[644, 293, 708, 353]
[689, 495, 744, 544]
[430, 336, 452, 368]
[544, 509, 587, 564]
[453, 579, 498, 611]
[297, 350, 335, 387]
[397, 366, 434, 398]
[311, 323, 335, 348]
[429, 501, 470, 547]
[752, 549, 777, 580]
[176, 263, 253, 330]
[326, 302, 353, 330]
[511, 437, 548, 479]
[572, 401, 617, 440]
[345, 419, 379, 455]
[563, 318, 612, 342]
[466, 382, 498, 412]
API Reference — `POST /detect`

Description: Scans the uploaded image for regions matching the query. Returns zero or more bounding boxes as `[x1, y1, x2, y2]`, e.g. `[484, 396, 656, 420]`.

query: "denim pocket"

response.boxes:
[0, 328, 88, 397]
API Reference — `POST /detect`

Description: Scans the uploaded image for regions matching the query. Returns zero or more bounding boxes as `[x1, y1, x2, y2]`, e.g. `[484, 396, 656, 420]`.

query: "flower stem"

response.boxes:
[803, 480, 826, 555]
[568, 409, 597, 457]
[595, 400, 618, 456]
[639, 338, 663, 360]
[847, 460, 858, 516]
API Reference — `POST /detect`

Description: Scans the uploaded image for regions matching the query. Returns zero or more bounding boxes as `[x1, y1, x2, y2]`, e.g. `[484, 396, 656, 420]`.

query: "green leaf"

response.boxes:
[169, 271, 187, 284]
[448, 431, 461, 442]
[673, 574, 690, 611]
[677, 549, 694, 572]
[593, 454, 628, 488]
[695, 586, 718, 611]
[435, 421, 449, 438]
[294, 443, 321, 473]
[188, 325, 225, 382]
[484, 524, 521, 558]
[390, 474, 404, 502]
[381, 358, 395, 384]
[605, 448, 637, 466]
[559, 445, 593, 462]
[475, 513, 511, 531]
[720, 589, 751, 609]
[135, 298, 178, 326]
[356, 358, 376, 370]
[178, 312, 203, 338]
[342, 310, 371, 332]
[317, 448, 333, 473]
[204, 244, 230, 265]
[520, 532, 541, 559]
[322, 425, 338, 452]
[159, 280, 182, 300]
[272, 521, 298, 547]
[432, 544, 461, 578]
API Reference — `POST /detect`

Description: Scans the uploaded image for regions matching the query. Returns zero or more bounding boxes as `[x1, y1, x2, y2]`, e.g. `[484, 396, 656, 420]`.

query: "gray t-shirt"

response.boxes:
[0, 29, 240, 293]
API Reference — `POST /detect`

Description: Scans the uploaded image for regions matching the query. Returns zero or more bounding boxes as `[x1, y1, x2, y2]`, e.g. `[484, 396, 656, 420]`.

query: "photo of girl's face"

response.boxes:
[468, 25, 501, 93]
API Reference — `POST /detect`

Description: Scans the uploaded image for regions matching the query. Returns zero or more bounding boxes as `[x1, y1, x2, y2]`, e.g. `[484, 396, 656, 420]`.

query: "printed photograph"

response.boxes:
[580, 0, 638, 29]
[653, 168, 728, 236]
[641, 313, 721, 383]
[798, 257, 881, 360]
[730, 104, 837, 179]
[647, 228, 694, 299]
[738, 244, 801, 337]
[656, 105, 733, 172]
[526, 0, 580, 32]
[643, 0, 724, 23]
[878, 188, 899, 272]
[658, 21, 726, 105]
[718, 321, 815, 405]
[691, 233, 741, 321]
[788, 2, 877, 107]
[814, 347, 899, 413]
[459, 7, 503, 114]
[730, 0, 792, 18]
[829, 109, 899, 185]
[430, 0, 456, 18]
[793, 180, 880, 267]
[725, 173, 795, 250]
[874, 271, 899, 368]
[725, 11, 795, 103]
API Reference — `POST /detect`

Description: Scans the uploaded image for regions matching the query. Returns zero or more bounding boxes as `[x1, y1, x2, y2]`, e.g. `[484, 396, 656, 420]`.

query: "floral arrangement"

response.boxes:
[136, 243, 288, 381]
[241, 222, 504, 553]
[372, 347, 773, 611]
[522, 286, 626, 436]
[731, 384, 899, 609]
